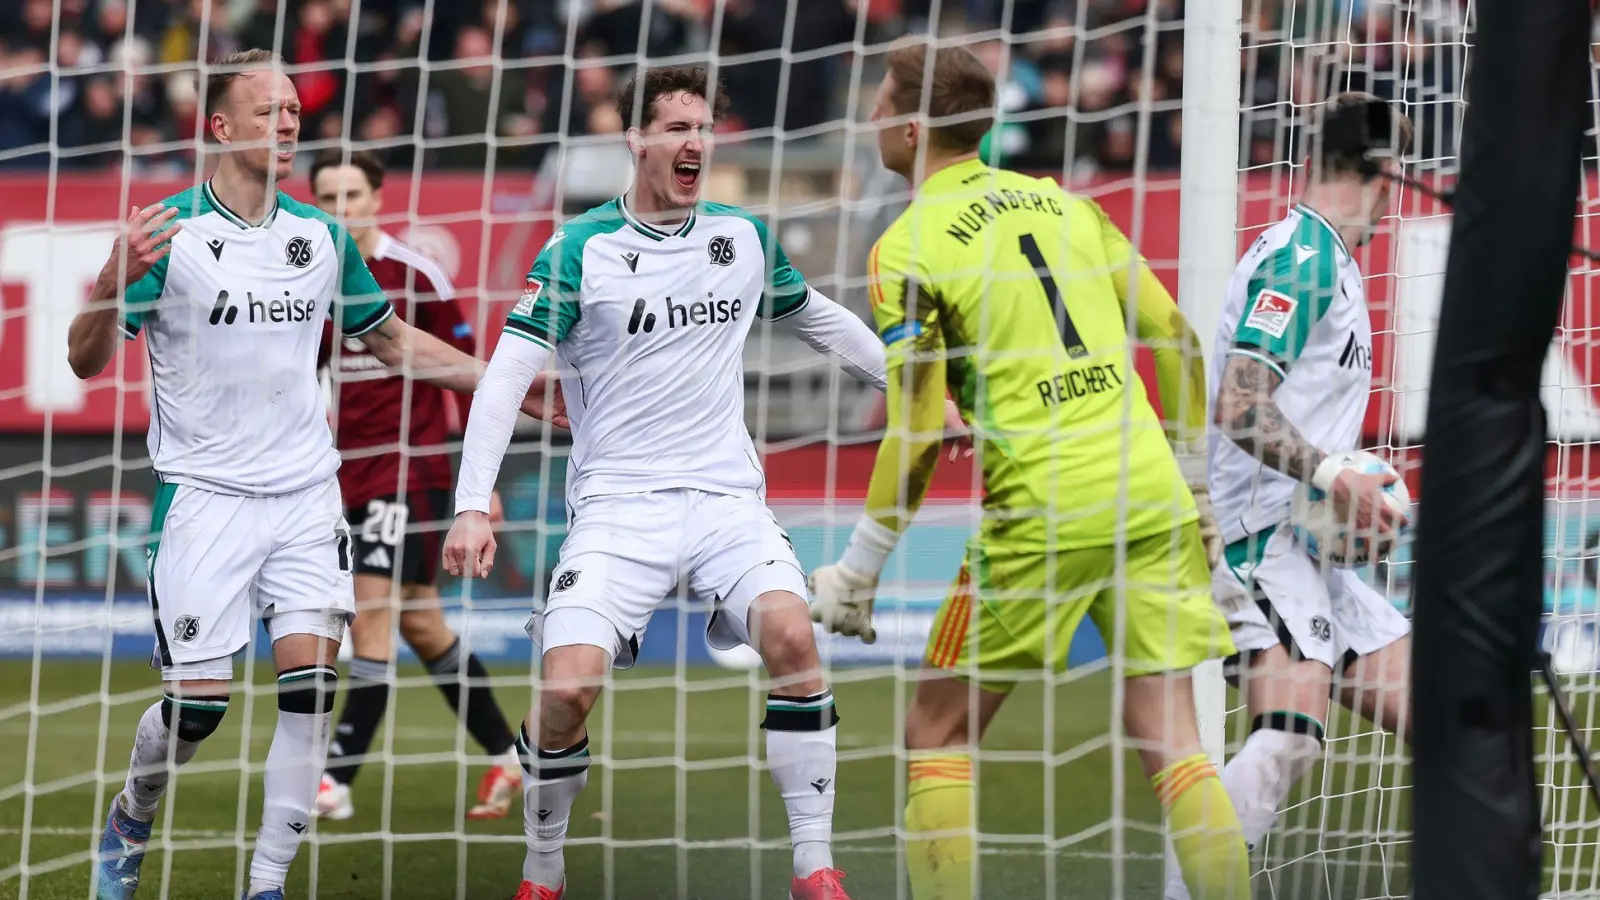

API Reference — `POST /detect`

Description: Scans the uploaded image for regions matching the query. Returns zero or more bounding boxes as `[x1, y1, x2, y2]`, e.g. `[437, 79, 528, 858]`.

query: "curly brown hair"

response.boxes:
[617, 65, 730, 131]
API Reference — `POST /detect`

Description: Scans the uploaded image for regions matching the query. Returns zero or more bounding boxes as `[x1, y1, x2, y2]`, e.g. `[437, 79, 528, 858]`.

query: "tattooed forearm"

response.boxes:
[1214, 355, 1326, 481]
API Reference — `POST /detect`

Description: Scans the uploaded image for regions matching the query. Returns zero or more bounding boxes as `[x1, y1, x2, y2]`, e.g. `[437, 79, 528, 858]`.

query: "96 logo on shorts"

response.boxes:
[554, 570, 580, 592]
[1310, 615, 1332, 643]
[173, 615, 201, 643]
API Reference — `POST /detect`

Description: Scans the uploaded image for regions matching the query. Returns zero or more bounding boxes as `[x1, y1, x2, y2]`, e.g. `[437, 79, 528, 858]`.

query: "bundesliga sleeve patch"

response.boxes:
[1243, 289, 1297, 338]
[513, 278, 543, 317]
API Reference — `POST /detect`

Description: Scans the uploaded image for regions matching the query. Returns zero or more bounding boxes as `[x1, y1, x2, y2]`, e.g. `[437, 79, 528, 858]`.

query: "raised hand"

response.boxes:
[100, 204, 181, 291]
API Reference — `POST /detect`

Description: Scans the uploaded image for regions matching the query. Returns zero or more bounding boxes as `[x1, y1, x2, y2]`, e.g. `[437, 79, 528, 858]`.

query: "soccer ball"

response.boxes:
[1290, 450, 1411, 568]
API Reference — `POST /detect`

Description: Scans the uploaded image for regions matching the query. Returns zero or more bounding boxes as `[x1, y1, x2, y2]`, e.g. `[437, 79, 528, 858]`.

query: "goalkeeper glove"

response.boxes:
[1177, 445, 1223, 568]
[807, 562, 879, 644]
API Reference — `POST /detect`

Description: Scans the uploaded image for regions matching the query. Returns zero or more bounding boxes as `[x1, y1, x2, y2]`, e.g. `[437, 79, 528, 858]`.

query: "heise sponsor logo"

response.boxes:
[208, 289, 319, 325]
[626, 294, 742, 335]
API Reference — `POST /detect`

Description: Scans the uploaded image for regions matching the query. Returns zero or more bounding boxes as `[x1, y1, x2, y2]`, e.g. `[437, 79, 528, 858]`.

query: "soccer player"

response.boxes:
[1163, 93, 1414, 900]
[308, 148, 524, 822]
[67, 50, 561, 900]
[806, 42, 1252, 900]
[442, 64, 906, 900]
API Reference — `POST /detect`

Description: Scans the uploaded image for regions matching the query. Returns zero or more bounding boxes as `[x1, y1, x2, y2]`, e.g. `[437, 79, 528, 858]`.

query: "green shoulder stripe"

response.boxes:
[507, 203, 628, 346]
[1231, 210, 1343, 370]
[699, 201, 810, 320]
[123, 186, 208, 338]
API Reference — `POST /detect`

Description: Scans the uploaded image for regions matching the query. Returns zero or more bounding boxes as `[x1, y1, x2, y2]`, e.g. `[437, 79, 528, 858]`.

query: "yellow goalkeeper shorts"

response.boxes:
[923, 522, 1234, 686]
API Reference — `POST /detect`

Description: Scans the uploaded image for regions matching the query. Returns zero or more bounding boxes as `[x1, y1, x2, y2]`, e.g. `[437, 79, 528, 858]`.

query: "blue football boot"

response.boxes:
[94, 795, 150, 900]
[243, 890, 286, 900]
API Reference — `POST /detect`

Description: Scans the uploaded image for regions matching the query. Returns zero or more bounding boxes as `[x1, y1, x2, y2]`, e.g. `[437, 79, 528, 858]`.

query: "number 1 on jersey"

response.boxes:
[1019, 233, 1088, 359]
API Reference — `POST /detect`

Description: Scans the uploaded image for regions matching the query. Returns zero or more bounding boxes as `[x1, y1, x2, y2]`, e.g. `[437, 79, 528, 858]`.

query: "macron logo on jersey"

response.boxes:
[208, 289, 319, 326]
[1243, 290, 1296, 338]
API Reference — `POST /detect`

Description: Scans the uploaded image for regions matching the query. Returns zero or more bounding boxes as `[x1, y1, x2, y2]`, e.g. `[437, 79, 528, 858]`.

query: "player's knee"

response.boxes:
[753, 602, 819, 673]
[399, 610, 453, 659]
[161, 692, 231, 743]
[277, 665, 339, 716]
[538, 683, 596, 741]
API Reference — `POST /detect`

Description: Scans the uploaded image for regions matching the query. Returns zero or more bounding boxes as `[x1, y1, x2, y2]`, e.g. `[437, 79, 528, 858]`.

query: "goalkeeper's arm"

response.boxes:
[1096, 198, 1207, 452]
[809, 330, 946, 643]
[1098, 202, 1222, 562]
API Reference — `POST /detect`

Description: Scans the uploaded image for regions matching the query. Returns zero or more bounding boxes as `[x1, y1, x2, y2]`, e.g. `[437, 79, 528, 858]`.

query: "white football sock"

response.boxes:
[1163, 716, 1323, 900]
[249, 665, 337, 896]
[1223, 724, 1323, 846]
[520, 728, 591, 889]
[120, 697, 215, 822]
[764, 691, 839, 879]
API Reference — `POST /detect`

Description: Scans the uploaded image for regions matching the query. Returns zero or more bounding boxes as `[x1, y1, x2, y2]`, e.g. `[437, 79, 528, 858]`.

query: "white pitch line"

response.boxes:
[0, 826, 237, 838]
[0, 721, 877, 749]
[0, 828, 1162, 861]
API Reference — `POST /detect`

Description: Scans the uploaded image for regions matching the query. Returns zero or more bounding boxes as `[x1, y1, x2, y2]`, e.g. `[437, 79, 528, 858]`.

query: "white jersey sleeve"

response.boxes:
[779, 290, 887, 391]
[1208, 204, 1374, 545]
[455, 336, 551, 514]
[1227, 221, 1342, 378]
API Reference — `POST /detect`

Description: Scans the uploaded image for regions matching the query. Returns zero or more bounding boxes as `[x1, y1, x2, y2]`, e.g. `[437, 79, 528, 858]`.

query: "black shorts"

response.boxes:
[345, 489, 450, 586]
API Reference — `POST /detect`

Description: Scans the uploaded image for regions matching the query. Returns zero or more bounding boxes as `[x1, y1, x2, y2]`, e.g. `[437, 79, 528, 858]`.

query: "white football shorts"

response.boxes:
[147, 476, 355, 680]
[1212, 524, 1410, 670]
[529, 488, 807, 669]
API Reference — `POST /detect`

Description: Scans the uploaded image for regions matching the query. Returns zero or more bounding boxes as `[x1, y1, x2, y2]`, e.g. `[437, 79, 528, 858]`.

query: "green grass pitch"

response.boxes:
[0, 659, 1419, 899]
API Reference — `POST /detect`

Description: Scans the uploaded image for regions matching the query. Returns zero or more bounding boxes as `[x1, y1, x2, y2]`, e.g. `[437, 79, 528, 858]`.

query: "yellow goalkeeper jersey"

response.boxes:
[866, 157, 1201, 551]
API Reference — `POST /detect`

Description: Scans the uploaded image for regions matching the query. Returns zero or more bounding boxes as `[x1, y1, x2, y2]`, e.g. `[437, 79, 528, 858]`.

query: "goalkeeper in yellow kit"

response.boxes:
[807, 42, 1249, 900]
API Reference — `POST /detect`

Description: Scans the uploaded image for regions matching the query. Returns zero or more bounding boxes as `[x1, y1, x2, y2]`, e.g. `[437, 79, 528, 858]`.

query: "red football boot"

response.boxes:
[790, 868, 852, 900]
[511, 881, 564, 900]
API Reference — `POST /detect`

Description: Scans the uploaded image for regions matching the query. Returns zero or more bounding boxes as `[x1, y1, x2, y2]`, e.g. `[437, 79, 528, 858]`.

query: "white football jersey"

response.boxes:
[122, 182, 394, 496]
[507, 197, 812, 503]
[1208, 203, 1374, 544]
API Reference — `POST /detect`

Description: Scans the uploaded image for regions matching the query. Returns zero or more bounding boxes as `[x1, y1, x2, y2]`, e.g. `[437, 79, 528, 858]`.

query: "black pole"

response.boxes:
[1409, 2, 1590, 899]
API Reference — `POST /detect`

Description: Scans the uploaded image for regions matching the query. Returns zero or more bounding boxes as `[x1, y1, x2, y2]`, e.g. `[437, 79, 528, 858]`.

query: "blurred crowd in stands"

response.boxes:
[0, 0, 1466, 176]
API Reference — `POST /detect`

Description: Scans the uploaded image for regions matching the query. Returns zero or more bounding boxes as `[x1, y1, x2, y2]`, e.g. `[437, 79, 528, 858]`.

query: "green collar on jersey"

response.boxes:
[1292, 202, 1349, 258]
[615, 195, 696, 241]
[203, 180, 279, 230]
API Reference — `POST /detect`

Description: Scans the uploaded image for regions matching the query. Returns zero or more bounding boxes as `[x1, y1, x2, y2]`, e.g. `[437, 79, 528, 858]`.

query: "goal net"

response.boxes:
[1, 0, 1596, 897]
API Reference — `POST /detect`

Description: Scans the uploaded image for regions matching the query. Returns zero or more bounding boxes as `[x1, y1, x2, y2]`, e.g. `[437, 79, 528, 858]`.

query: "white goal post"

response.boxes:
[1176, 0, 1244, 772]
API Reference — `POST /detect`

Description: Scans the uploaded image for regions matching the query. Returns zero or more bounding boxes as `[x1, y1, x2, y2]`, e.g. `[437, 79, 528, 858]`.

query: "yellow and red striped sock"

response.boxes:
[904, 752, 975, 900]
[1153, 753, 1250, 900]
